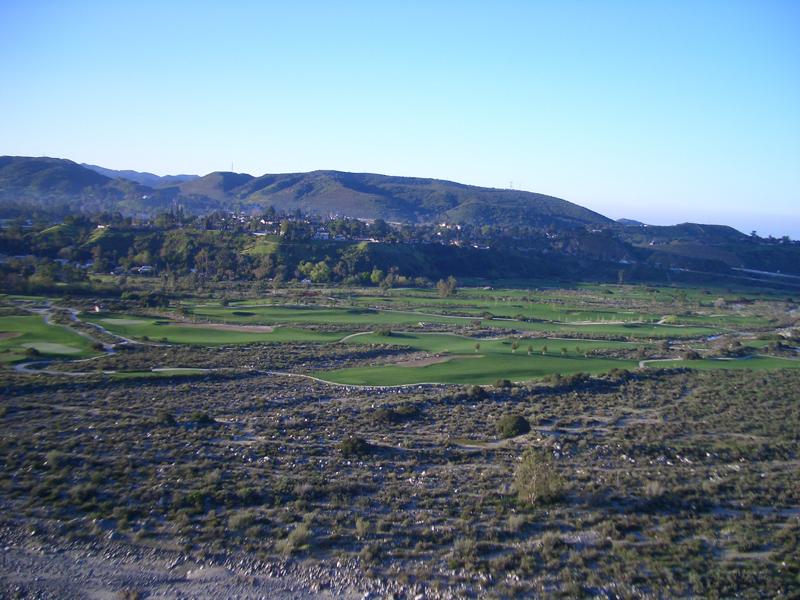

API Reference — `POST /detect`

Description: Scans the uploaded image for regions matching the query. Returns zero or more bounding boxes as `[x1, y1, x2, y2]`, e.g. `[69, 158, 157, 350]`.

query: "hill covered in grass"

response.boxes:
[81, 163, 199, 188]
[0, 156, 609, 229]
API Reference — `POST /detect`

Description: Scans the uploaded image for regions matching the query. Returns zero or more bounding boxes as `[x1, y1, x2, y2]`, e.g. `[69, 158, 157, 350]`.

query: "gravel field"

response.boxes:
[0, 524, 361, 599]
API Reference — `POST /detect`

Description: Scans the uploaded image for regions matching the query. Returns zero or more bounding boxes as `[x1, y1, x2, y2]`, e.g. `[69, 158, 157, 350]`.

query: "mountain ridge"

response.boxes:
[0, 156, 611, 229]
[3, 156, 799, 277]
[81, 163, 199, 188]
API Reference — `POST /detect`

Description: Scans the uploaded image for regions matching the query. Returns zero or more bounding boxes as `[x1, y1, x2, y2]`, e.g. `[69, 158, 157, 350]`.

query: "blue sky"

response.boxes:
[1, 1, 798, 237]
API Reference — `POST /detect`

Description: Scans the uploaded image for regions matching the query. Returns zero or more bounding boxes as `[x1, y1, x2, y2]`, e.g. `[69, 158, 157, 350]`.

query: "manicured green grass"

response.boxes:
[650, 356, 800, 371]
[320, 330, 639, 385]
[189, 302, 719, 338]
[0, 315, 98, 363]
[189, 304, 473, 327]
[340, 290, 653, 321]
[84, 313, 344, 345]
[243, 237, 280, 256]
[2, 294, 48, 302]
[343, 331, 634, 354]
[485, 318, 718, 338]
[317, 353, 638, 385]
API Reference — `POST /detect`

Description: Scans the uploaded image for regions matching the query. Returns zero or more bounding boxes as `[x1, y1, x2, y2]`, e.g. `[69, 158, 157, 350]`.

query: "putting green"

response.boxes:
[85, 313, 343, 345]
[101, 317, 151, 325]
[0, 314, 97, 363]
[21, 342, 82, 355]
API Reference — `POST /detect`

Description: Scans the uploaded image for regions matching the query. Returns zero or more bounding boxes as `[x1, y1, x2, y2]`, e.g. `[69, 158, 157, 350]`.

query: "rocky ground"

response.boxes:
[2, 365, 798, 598]
[1, 520, 423, 599]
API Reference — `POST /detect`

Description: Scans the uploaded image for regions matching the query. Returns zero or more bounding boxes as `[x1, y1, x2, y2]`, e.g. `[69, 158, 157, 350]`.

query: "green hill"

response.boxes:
[0, 157, 609, 228]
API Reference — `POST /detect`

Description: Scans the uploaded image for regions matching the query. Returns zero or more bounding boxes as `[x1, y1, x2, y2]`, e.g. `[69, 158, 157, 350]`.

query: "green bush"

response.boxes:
[189, 411, 216, 426]
[467, 385, 488, 400]
[496, 414, 531, 439]
[155, 410, 176, 426]
[373, 404, 419, 424]
[339, 436, 371, 457]
[277, 522, 310, 555]
[513, 449, 563, 506]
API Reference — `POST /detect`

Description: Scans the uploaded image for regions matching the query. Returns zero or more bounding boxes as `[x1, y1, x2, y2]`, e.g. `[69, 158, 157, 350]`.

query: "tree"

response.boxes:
[513, 449, 563, 506]
[527, 345, 533, 355]
[91, 246, 109, 273]
[309, 261, 331, 283]
[474, 342, 481, 353]
[194, 248, 210, 275]
[542, 345, 548, 355]
[369, 219, 391, 239]
[279, 220, 312, 241]
[380, 271, 396, 290]
[511, 340, 519, 353]
[253, 255, 274, 280]
[370, 267, 385, 286]
[436, 275, 458, 298]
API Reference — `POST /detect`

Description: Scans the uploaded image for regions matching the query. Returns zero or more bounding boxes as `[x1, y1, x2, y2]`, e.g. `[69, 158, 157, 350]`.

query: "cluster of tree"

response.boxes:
[0, 255, 89, 290]
[0, 215, 454, 292]
[4, 208, 799, 293]
[436, 275, 458, 297]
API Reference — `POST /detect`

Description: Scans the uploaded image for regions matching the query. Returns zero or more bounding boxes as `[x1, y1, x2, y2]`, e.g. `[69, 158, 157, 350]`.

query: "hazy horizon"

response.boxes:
[2, 1, 798, 237]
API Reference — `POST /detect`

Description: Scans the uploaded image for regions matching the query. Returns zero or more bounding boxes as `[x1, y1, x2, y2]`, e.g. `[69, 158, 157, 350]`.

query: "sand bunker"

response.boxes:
[170, 322, 275, 333]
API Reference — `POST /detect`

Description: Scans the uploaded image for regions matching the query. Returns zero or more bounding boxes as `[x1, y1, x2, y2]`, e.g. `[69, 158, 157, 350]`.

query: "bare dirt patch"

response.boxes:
[0, 331, 22, 340]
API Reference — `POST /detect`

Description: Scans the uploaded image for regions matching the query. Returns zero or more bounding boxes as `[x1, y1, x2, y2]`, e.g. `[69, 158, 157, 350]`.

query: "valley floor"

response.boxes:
[1, 284, 798, 597]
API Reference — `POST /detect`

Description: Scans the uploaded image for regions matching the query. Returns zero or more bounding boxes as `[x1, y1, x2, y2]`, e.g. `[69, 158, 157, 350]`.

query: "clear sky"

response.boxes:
[1, 1, 798, 237]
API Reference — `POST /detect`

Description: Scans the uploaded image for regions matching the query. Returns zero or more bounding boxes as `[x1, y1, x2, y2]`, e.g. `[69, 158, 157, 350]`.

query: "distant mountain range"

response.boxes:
[81, 163, 199, 188]
[0, 156, 610, 229]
